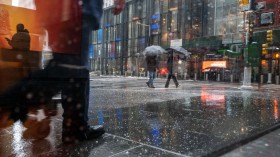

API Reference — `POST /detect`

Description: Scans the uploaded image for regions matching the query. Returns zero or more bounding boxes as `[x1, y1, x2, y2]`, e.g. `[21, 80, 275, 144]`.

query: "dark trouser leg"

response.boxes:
[172, 74, 179, 86]
[152, 71, 156, 83]
[148, 71, 153, 85]
[165, 74, 172, 88]
[61, 76, 89, 141]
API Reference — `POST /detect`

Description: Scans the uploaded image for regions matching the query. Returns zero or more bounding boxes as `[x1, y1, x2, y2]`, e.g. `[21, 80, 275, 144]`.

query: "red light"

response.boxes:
[160, 68, 168, 75]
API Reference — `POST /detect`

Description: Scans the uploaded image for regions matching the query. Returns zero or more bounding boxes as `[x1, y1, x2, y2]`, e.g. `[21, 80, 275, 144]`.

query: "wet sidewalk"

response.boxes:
[1, 78, 280, 156]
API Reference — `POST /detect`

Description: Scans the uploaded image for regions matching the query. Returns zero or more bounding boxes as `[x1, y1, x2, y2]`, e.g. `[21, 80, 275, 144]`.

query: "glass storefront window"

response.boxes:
[132, 21, 139, 38]
[133, 0, 146, 19]
[114, 14, 121, 24]
[128, 3, 133, 21]
[140, 0, 147, 18]
[169, 0, 178, 10]
[92, 31, 98, 44]
[98, 29, 103, 43]
[161, 0, 168, 13]
[128, 39, 132, 56]
[128, 22, 132, 38]
[161, 13, 168, 42]
[206, 0, 215, 36]
[170, 11, 178, 32]
[138, 20, 147, 37]
[116, 41, 121, 57]
[152, 0, 160, 15]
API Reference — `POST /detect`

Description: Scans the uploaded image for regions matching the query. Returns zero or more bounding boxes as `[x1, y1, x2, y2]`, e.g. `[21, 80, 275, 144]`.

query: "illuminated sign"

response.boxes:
[89, 44, 93, 59]
[151, 14, 160, 19]
[151, 24, 159, 29]
[115, 37, 122, 41]
[202, 61, 227, 69]
[98, 29, 102, 43]
[170, 39, 182, 47]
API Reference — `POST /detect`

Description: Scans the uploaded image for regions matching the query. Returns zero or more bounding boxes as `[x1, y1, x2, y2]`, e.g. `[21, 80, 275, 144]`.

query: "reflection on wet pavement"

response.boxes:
[90, 94, 280, 156]
[1, 84, 280, 156]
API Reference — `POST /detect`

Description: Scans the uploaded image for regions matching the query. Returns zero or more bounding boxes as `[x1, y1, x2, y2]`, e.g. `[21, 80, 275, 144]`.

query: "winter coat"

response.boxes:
[166, 55, 179, 74]
[146, 56, 159, 72]
[35, 0, 103, 54]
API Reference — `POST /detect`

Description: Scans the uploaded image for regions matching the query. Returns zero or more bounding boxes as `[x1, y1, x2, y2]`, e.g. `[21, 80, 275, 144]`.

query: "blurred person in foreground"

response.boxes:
[0, 0, 125, 143]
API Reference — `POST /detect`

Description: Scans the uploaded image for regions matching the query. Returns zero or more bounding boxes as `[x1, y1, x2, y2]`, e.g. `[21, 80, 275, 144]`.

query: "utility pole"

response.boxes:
[241, 11, 252, 88]
[240, 0, 254, 89]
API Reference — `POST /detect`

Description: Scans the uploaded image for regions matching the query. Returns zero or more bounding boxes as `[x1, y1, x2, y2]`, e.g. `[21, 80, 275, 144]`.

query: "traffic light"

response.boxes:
[262, 43, 268, 55]
[248, 21, 254, 44]
[267, 30, 273, 42]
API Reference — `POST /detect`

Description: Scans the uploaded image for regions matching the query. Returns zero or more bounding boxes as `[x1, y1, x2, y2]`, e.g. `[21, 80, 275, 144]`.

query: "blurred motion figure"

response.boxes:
[0, 0, 125, 143]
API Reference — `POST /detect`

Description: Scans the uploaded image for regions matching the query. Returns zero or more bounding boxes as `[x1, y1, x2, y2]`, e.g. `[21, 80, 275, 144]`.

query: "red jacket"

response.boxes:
[35, 0, 82, 54]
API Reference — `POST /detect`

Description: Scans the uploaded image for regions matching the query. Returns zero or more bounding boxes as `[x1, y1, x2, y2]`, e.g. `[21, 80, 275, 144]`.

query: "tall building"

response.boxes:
[91, 0, 250, 81]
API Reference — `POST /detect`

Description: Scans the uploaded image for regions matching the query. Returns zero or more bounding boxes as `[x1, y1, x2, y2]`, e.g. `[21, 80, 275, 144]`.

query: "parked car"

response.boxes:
[202, 67, 231, 81]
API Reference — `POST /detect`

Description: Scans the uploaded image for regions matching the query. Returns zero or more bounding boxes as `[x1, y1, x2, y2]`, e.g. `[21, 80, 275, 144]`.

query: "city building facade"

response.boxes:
[94, 0, 280, 83]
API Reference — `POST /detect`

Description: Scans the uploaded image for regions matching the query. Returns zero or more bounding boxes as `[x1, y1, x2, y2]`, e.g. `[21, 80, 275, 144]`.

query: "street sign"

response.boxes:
[170, 39, 182, 47]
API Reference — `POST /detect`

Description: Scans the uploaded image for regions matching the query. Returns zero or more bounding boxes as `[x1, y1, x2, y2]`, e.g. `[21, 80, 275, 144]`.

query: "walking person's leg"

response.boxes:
[147, 71, 154, 87]
[150, 71, 156, 88]
[165, 73, 172, 88]
[171, 74, 179, 88]
[59, 15, 105, 143]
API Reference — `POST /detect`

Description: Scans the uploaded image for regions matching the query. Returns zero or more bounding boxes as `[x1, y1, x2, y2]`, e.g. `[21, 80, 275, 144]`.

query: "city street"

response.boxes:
[1, 76, 280, 156]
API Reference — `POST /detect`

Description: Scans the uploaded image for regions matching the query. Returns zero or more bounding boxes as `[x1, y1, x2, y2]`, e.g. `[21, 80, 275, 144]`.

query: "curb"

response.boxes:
[205, 122, 280, 157]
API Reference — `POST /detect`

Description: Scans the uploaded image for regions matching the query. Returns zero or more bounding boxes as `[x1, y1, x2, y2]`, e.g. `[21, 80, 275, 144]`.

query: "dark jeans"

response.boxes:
[148, 71, 156, 85]
[165, 73, 178, 87]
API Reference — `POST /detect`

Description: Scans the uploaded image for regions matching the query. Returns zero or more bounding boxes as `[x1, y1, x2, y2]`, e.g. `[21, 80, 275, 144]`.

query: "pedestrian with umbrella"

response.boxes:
[165, 51, 179, 88]
[145, 55, 159, 88]
[164, 46, 191, 88]
[143, 45, 166, 88]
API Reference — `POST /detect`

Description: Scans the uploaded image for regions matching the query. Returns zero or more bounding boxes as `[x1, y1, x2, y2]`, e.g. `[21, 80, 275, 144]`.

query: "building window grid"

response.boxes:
[97, 0, 267, 77]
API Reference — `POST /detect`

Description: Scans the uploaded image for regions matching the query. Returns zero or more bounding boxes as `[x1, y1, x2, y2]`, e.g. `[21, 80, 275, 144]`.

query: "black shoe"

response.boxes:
[81, 125, 105, 140]
[176, 84, 180, 88]
[150, 85, 155, 88]
[62, 125, 105, 143]
[146, 82, 150, 87]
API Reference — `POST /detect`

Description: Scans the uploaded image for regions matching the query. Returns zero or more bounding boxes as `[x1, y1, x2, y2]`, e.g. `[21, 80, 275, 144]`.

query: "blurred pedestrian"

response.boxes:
[146, 55, 159, 88]
[0, 0, 125, 143]
[5, 23, 30, 51]
[165, 52, 179, 88]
